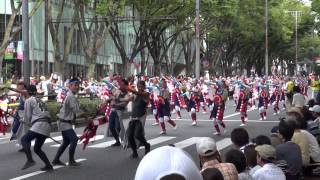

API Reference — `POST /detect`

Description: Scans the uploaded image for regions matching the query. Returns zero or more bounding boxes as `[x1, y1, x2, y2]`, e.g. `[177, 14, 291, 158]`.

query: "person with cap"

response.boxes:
[135, 146, 203, 180]
[196, 137, 239, 180]
[308, 105, 320, 136]
[20, 85, 53, 171]
[52, 78, 88, 166]
[253, 144, 286, 180]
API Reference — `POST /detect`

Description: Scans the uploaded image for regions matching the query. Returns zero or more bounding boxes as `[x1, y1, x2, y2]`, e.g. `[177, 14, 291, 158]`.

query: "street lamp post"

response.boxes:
[44, 0, 48, 76]
[22, 0, 30, 85]
[287, 10, 301, 75]
[195, 0, 200, 79]
[265, 0, 268, 76]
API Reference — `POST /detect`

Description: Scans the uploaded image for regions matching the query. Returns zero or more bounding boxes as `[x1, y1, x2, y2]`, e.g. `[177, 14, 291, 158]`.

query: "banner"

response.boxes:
[4, 42, 14, 60]
[16, 41, 24, 60]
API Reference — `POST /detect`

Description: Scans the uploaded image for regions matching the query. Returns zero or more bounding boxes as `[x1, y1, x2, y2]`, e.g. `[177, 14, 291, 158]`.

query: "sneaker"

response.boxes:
[152, 122, 159, 126]
[244, 117, 248, 122]
[213, 132, 221, 136]
[192, 121, 197, 126]
[173, 124, 178, 130]
[176, 116, 182, 119]
[240, 123, 247, 127]
[145, 143, 151, 155]
[202, 111, 207, 114]
[68, 161, 81, 167]
[22, 160, 36, 170]
[159, 131, 166, 135]
[277, 111, 280, 115]
[111, 142, 121, 147]
[40, 165, 53, 171]
[259, 117, 263, 121]
[273, 113, 277, 115]
[263, 116, 267, 120]
[52, 160, 66, 166]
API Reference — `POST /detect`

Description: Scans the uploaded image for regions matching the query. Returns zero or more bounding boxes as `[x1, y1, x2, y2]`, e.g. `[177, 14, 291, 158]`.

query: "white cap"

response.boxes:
[309, 105, 320, 113]
[196, 137, 217, 157]
[134, 146, 203, 180]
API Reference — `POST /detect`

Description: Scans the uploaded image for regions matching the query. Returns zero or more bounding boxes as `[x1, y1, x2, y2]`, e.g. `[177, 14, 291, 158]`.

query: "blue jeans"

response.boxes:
[53, 129, 78, 162]
[108, 111, 120, 143]
[21, 130, 50, 165]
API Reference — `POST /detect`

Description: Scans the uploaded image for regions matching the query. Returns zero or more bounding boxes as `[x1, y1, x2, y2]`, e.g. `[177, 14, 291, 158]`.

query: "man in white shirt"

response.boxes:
[253, 144, 286, 180]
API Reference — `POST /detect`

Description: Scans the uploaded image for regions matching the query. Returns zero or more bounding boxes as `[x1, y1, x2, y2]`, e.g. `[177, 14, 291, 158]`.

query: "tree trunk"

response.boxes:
[87, 63, 96, 80]
[154, 61, 161, 76]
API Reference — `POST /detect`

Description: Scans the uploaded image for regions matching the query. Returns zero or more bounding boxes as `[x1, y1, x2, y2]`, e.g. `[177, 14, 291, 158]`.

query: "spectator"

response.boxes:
[231, 128, 250, 152]
[201, 168, 224, 180]
[225, 149, 253, 180]
[253, 135, 271, 146]
[276, 119, 303, 179]
[287, 116, 310, 166]
[309, 105, 320, 136]
[292, 86, 305, 108]
[244, 144, 261, 176]
[253, 145, 286, 180]
[295, 113, 320, 163]
[134, 146, 202, 180]
[196, 137, 238, 180]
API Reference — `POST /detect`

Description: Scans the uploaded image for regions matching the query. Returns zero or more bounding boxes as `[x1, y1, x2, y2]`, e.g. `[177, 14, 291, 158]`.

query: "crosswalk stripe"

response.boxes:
[174, 137, 201, 149]
[50, 135, 105, 147]
[31, 136, 63, 146]
[0, 136, 11, 140]
[10, 158, 87, 180]
[139, 136, 176, 149]
[216, 138, 232, 150]
[88, 139, 116, 148]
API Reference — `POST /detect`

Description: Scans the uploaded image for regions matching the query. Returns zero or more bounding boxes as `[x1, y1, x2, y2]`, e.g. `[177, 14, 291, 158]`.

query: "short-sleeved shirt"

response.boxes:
[57, 91, 82, 131]
[252, 163, 286, 180]
[292, 131, 310, 166]
[202, 160, 239, 180]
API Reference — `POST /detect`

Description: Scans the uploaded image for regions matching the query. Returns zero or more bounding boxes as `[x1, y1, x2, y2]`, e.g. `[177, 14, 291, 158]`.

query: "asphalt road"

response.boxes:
[0, 100, 284, 180]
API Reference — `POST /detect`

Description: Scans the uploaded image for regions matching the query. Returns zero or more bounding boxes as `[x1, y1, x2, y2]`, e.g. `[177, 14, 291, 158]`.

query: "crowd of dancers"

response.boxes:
[0, 72, 317, 170]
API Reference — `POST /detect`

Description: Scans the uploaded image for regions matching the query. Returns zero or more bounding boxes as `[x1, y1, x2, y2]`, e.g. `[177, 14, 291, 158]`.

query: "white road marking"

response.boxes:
[148, 118, 279, 123]
[51, 135, 105, 147]
[174, 137, 233, 150]
[10, 158, 87, 180]
[174, 137, 201, 148]
[88, 139, 116, 148]
[140, 136, 176, 149]
[216, 138, 232, 151]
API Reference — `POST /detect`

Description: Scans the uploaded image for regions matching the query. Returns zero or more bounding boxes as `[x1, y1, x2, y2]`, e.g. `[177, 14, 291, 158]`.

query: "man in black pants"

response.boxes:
[126, 81, 151, 158]
[52, 78, 87, 166]
[20, 85, 53, 171]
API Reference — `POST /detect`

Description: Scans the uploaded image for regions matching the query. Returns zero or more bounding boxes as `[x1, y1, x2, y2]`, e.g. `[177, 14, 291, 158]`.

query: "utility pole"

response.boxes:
[287, 10, 301, 75]
[22, 0, 30, 85]
[195, 0, 200, 79]
[265, 0, 268, 76]
[44, 0, 48, 76]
